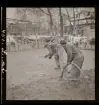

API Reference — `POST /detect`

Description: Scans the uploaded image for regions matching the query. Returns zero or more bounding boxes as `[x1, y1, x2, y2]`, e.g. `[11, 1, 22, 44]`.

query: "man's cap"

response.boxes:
[60, 39, 67, 44]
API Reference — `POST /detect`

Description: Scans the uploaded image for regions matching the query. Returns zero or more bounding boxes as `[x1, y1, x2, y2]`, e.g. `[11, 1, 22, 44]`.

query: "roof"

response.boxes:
[27, 35, 51, 40]
[70, 17, 95, 22]
[6, 18, 32, 24]
[64, 22, 95, 27]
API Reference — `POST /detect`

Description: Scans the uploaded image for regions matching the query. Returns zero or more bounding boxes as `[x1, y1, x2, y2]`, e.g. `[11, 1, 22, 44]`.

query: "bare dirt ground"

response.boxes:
[6, 48, 95, 100]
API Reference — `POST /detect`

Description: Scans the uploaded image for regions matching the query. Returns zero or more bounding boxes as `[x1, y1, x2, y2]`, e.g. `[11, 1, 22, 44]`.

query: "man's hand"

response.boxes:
[44, 55, 52, 59]
[49, 56, 52, 59]
[44, 55, 48, 58]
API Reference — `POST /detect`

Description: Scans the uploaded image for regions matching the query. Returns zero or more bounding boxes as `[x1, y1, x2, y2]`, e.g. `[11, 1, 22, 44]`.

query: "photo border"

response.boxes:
[1, 6, 98, 104]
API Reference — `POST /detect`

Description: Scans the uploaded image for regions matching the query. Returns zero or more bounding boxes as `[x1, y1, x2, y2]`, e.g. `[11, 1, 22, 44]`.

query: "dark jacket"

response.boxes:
[62, 43, 81, 64]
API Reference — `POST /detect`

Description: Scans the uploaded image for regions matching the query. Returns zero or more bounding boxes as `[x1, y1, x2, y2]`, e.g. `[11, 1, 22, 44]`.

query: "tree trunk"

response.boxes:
[73, 8, 76, 36]
[47, 8, 54, 36]
[59, 8, 63, 37]
[65, 8, 73, 26]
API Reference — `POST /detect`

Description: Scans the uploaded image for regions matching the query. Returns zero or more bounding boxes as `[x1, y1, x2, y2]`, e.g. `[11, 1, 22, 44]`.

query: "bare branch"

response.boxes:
[79, 8, 89, 24]
[65, 8, 73, 26]
[75, 8, 80, 25]
[47, 8, 50, 14]
[47, 8, 54, 36]
[39, 8, 50, 16]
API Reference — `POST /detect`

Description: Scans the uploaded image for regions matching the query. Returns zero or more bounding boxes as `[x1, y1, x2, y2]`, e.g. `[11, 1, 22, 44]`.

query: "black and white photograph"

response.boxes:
[6, 7, 95, 100]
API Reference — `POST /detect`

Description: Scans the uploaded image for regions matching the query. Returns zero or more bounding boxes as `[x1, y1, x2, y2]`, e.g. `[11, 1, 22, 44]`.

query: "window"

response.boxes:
[76, 14, 78, 18]
[87, 12, 90, 16]
[81, 30, 84, 36]
[90, 25, 95, 29]
[76, 14, 80, 18]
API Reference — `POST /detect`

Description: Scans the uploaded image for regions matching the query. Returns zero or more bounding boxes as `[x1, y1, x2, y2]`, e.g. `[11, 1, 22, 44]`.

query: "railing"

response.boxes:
[6, 41, 95, 52]
[78, 44, 95, 50]
[6, 39, 45, 52]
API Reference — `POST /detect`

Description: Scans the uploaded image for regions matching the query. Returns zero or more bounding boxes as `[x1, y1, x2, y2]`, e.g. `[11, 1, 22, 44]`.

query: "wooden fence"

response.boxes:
[6, 37, 45, 52]
[6, 35, 95, 52]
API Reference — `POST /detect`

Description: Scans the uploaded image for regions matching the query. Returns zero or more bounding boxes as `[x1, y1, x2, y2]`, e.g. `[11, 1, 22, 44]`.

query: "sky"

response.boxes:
[6, 8, 44, 22]
[6, 8, 76, 26]
[6, 8, 74, 19]
[6, 7, 95, 26]
[6, 8, 17, 19]
[6, 7, 94, 19]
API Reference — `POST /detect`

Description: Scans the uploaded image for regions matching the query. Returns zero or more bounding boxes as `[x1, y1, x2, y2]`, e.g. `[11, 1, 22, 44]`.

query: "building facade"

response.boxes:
[6, 18, 49, 36]
[6, 18, 40, 36]
[63, 10, 95, 38]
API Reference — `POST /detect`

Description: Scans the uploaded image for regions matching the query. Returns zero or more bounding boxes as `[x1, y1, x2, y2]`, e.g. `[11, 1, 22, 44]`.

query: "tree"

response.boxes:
[47, 8, 54, 36]
[26, 8, 55, 36]
[15, 8, 56, 46]
[79, 8, 95, 24]
[16, 8, 27, 20]
[59, 8, 63, 37]
[73, 8, 76, 36]
[65, 8, 73, 26]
